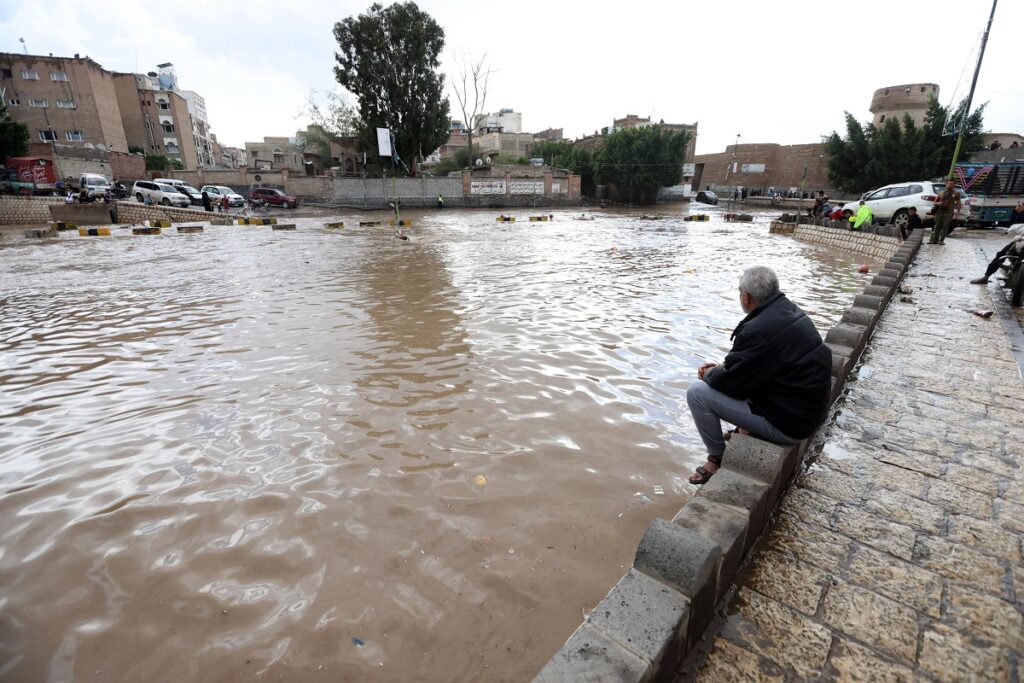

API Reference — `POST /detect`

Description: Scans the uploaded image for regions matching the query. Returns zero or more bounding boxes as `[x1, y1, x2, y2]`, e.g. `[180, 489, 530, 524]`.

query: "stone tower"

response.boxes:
[869, 83, 939, 128]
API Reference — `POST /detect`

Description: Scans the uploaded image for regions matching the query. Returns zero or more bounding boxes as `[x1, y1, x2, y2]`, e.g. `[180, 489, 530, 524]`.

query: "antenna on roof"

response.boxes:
[18, 37, 28, 55]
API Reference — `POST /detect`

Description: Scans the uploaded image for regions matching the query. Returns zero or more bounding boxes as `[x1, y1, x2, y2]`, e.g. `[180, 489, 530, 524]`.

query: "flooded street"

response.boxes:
[0, 207, 873, 682]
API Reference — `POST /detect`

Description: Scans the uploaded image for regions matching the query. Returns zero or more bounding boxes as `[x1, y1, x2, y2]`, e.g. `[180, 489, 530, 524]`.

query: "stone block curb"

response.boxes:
[534, 623, 652, 683]
[534, 226, 925, 682]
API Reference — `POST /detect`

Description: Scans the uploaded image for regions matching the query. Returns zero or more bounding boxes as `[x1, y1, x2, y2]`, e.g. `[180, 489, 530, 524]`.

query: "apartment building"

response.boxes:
[0, 52, 128, 152]
[246, 136, 305, 172]
[112, 72, 198, 170]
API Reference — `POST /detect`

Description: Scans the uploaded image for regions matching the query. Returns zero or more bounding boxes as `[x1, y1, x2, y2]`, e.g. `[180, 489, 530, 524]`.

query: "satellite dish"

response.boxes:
[475, 158, 483, 167]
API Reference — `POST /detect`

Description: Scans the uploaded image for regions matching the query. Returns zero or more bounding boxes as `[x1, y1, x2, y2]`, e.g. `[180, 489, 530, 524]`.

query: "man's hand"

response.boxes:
[697, 362, 719, 380]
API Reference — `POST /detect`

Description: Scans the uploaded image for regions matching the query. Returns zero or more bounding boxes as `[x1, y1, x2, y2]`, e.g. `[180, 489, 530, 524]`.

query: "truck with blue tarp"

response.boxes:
[955, 162, 1024, 226]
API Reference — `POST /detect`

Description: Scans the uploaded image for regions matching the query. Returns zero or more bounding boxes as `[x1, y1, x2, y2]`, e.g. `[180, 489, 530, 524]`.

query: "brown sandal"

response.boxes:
[688, 456, 722, 486]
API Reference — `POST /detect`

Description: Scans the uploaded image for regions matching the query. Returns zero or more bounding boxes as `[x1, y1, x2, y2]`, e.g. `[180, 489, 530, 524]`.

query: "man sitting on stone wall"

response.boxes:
[687, 266, 833, 485]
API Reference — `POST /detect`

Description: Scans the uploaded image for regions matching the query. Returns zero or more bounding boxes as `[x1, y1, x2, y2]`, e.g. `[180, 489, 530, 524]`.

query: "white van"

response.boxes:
[131, 180, 191, 207]
[79, 173, 112, 199]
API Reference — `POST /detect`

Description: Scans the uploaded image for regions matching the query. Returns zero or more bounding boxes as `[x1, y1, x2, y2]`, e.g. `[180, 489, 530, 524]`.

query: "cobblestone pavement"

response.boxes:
[681, 231, 1024, 682]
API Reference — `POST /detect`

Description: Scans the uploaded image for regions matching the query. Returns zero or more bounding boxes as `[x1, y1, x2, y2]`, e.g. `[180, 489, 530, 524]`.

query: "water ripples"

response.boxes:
[0, 207, 873, 681]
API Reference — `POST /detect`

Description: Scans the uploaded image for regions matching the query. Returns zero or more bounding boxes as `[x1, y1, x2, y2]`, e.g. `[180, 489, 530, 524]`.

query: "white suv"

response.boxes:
[841, 181, 970, 229]
[131, 180, 191, 207]
[200, 185, 245, 207]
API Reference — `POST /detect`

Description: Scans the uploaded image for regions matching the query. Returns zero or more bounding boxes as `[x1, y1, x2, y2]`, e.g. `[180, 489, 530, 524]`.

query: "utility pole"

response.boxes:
[947, 0, 998, 179]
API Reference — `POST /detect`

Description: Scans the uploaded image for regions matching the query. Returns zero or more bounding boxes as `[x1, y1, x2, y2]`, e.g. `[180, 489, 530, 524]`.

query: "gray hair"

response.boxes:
[739, 266, 780, 303]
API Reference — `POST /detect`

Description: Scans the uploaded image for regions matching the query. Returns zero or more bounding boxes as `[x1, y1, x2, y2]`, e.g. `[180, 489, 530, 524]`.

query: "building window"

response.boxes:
[8, 98, 20, 106]
[1, 68, 11, 79]
[38, 129, 57, 141]
[57, 98, 76, 109]
[158, 101, 170, 110]
[920, 86, 926, 92]
[29, 98, 48, 108]
[21, 70, 39, 80]
[162, 122, 175, 133]
[50, 71, 69, 81]
[65, 130, 84, 141]
[879, 114, 886, 123]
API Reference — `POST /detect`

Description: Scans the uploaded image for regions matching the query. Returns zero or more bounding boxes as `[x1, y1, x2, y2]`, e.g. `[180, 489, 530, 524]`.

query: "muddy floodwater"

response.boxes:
[0, 207, 874, 681]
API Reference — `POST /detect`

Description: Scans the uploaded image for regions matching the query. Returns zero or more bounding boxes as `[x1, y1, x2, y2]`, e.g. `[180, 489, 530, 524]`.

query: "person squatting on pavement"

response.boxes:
[686, 266, 833, 485]
[970, 234, 1024, 285]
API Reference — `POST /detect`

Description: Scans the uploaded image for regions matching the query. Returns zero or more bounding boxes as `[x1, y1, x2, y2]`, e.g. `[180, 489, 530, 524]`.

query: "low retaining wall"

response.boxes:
[770, 220, 903, 260]
[534, 230, 925, 682]
[114, 202, 214, 225]
[0, 195, 68, 225]
[48, 203, 117, 225]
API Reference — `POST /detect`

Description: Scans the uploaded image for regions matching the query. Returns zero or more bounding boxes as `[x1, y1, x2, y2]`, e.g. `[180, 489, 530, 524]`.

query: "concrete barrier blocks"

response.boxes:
[672, 498, 749, 602]
[633, 519, 719, 650]
[587, 569, 690, 673]
[533, 623, 651, 683]
[696, 470, 771, 549]
[720, 434, 799, 505]
[825, 323, 869, 355]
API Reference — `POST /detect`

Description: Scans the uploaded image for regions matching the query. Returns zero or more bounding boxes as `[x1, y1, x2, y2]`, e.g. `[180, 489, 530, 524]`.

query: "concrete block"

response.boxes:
[721, 434, 786, 486]
[672, 498, 749, 602]
[588, 569, 690, 672]
[841, 307, 878, 328]
[825, 323, 868, 352]
[697, 470, 770, 548]
[830, 349, 849, 380]
[883, 261, 905, 273]
[861, 285, 892, 299]
[870, 275, 896, 289]
[878, 268, 901, 280]
[633, 519, 719, 649]
[852, 294, 885, 311]
[533, 623, 651, 683]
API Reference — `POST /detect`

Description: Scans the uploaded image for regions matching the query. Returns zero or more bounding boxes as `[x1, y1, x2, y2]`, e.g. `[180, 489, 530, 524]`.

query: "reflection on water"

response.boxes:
[0, 207, 873, 681]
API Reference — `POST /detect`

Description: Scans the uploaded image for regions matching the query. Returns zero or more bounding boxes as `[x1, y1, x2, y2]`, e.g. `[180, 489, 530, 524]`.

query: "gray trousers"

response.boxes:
[686, 380, 800, 458]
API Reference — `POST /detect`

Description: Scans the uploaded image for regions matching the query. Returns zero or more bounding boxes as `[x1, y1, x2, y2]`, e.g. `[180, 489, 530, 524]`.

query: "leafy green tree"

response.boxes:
[823, 96, 985, 193]
[0, 100, 30, 163]
[144, 154, 182, 172]
[333, 2, 451, 174]
[593, 126, 690, 204]
[533, 139, 594, 190]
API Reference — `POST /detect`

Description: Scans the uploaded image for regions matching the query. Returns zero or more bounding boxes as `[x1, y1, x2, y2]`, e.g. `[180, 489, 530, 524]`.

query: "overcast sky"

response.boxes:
[1, 0, 1021, 154]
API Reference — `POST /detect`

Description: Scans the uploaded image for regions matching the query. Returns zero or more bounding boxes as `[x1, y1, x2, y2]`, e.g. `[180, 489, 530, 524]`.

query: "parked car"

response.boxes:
[176, 185, 203, 205]
[79, 173, 112, 200]
[249, 187, 300, 208]
[200, 185, 245, 207]
[840, 181, 970, 230]
[131, 180, 191, 207]
[695, 190, 718, 205]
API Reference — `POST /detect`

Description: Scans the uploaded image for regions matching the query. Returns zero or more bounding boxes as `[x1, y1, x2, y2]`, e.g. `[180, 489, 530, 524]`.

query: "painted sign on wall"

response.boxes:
[740, 163, 766, 173]
[510, 181, 544, 195]
[471, 180, 506, 195]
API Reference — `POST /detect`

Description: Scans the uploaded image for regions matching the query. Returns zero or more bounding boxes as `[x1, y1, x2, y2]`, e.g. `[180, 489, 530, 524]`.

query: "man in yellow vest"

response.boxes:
[929, 180, 961, 245]
[849, 200, 872, 231]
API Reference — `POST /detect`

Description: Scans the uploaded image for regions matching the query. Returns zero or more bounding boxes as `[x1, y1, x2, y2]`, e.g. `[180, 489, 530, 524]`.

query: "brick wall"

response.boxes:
[286, 176, 332, 199]
[0, 195, 68, 225]
[695, 142, 831, 193]
[114, 201, 213, 224]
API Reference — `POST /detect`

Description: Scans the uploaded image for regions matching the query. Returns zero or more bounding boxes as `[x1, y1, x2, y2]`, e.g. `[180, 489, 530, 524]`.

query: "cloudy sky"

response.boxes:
[1, 0, 1021, 154]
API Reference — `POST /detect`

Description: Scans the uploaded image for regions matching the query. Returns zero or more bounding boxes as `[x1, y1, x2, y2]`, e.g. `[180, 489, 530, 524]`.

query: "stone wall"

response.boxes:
[769, 220, 902, 260]
[533, 232, 926, 682]
[113, 201, 213, 224]
[694, 142, 830, 193]
[0, 195, 68, 225]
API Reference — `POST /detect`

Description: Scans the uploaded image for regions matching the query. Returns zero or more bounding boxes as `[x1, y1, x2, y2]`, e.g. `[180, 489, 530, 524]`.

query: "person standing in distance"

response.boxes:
[929, 180, 961, 245]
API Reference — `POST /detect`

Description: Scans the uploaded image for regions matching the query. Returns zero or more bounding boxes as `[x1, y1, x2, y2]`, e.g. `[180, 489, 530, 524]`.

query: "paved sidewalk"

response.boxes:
[682, 232, 1024, 682]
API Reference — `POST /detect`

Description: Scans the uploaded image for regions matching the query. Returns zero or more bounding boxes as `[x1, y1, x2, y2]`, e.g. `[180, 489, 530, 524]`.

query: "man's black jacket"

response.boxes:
[704, 292, 831, 439]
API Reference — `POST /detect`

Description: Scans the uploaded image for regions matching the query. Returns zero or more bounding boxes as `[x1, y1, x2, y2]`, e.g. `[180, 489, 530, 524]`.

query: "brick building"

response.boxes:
[246, 136, 305, 172]
[1, 53, 128, 152]
[112, 72, 197, 170]
[533, 128, 564, 142]
[693, 142, 830, 193]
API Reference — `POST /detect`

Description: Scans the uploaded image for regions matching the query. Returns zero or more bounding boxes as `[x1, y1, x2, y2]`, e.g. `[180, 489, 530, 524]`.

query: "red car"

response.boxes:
[249, 187, 300, 208]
